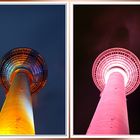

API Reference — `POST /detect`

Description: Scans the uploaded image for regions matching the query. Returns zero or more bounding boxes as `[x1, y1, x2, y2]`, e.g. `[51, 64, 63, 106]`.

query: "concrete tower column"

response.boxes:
[87, 72, 129, 134]
[0, 72, 34, 134]
[0, 48, 48, 135]
[86, 48, 140, 135]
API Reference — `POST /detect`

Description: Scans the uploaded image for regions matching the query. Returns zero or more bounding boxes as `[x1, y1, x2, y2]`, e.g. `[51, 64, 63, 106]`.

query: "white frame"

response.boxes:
[70, 1, 140, 138]
[0, 1, 69, 138]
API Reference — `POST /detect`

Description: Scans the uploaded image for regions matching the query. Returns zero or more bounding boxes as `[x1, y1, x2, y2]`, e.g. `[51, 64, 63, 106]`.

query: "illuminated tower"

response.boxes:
[0, 48, 47, 135]
[86, 48, 140, 135]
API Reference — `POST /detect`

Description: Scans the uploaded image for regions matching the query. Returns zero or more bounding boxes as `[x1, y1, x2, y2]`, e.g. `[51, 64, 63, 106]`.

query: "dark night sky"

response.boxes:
[0, 5, 65, 134]
[74, 5, 140, 134]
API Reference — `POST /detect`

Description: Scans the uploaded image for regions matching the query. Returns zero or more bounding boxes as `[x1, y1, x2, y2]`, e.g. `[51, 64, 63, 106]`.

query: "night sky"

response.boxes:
[74, 5, 140, 134]
[0, 5, 65, 134]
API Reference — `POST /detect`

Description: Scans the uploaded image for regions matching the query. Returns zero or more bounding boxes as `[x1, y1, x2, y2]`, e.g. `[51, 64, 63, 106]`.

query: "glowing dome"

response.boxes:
[0, 47, 48, 94]
[92, 48, 140, 95]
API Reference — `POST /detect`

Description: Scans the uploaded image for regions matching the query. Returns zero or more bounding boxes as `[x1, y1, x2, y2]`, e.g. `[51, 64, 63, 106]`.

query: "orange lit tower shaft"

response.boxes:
[0, 72, 34, 134]
[0, 48, 47, 135]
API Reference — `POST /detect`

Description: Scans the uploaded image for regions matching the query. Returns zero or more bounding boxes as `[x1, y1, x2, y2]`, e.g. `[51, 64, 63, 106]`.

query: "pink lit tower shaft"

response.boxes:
[86, 48, 140, 135]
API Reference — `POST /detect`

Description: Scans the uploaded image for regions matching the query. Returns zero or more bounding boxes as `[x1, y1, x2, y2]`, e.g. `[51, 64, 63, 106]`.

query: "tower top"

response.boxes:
[0, 47, 48, 95]
[92, 48, 140, 95]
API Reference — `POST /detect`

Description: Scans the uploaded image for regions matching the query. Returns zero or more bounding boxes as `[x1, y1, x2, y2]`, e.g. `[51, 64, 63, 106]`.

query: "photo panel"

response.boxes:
[73, 4, 140, 136]
[0, 3, 68, 137]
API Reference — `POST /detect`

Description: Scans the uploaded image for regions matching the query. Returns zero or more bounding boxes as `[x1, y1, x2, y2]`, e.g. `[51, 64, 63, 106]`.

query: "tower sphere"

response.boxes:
[0, 47, 48, 94]
[92, 48, 140, 95]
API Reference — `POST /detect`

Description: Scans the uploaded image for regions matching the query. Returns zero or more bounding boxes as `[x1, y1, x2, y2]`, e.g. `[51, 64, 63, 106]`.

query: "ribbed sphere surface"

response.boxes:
[92, 48, 140, 95]
[0, 48, 48, 95]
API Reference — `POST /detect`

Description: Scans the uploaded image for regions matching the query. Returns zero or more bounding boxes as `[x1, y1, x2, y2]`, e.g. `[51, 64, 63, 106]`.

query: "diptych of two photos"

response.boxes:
[0, 1, 139, 140]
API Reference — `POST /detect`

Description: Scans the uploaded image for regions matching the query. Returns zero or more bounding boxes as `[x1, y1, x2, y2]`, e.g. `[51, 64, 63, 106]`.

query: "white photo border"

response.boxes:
[70, 1, 140, 138]
[0, 1, 69, 138]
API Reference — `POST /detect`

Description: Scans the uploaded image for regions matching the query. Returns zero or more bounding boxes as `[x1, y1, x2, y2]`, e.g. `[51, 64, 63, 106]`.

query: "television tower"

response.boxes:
[86, 48, 140, 135]
[0, 48, 47, 135]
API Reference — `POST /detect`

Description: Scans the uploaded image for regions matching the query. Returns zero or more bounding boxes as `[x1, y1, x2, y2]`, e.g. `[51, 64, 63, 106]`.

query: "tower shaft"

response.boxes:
[0, 72, 35, 135]
[87, 72, 129, 134]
